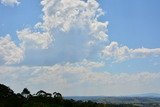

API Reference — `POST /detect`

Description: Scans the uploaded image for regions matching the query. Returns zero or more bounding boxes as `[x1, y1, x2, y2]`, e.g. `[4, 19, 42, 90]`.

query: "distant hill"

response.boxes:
[130, 93, 160, 98]
[65, 96, 160, 107]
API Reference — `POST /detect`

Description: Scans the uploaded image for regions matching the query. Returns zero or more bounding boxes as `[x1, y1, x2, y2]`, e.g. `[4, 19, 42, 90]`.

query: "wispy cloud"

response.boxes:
[0, 61, 160, 96]
[0, 0, 20, 6]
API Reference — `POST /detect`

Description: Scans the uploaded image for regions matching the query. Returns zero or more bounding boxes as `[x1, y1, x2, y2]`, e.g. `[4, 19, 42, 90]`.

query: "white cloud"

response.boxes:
[14, 0, 109, 64]
[102, 42, 160, 62]
[17, 28, 53, 49]
[14, 0, 160, 65]
[0, 60, 160, 96]
[0, 0, 20, 6]
[15, 0, 108, 61]
[0, 35, 24, 65]
[36, 0, 108, 41]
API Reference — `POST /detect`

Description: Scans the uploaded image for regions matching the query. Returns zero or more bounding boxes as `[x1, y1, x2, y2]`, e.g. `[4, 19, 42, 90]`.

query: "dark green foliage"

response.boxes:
[21, 88, 31, 98]
[0, 83, 137, 107]
[0, 84, 14, 98]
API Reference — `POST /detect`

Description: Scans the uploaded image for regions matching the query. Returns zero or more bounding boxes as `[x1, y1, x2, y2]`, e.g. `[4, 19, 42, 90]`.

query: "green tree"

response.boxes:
[53, 92, 63, 104]
[36, 90, 47, 97]
[21, 88, 31, 98]
[0, 84, 14, 98]
[53, 92, 62, 99]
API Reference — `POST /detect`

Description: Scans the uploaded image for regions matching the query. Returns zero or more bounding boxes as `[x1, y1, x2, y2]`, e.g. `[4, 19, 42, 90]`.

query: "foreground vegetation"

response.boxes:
[0, 84, 137, 107]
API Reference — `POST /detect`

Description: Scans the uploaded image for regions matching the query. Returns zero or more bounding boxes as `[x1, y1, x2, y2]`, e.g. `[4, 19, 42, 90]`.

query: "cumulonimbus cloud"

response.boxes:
[12, 0, 109, 64]
[102, 42, 160, 62]
[0, 0, 20, 6]
[35, 0, 108, 41]
[16, 0, 108, 51]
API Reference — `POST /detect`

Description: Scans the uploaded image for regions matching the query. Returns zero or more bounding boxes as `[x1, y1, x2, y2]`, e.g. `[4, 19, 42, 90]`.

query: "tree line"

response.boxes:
[0, 84, 138, 107]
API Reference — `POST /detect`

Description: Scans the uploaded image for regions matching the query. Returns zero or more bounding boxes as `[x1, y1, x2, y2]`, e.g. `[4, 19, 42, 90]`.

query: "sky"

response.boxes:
[0, 0, 160, 96]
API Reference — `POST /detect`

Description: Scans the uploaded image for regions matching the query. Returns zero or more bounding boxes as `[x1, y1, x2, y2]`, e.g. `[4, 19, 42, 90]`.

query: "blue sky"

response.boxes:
[100, 0, 160, 48]
[100, 0, 160, 73]
[0, 0, 160, 96]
